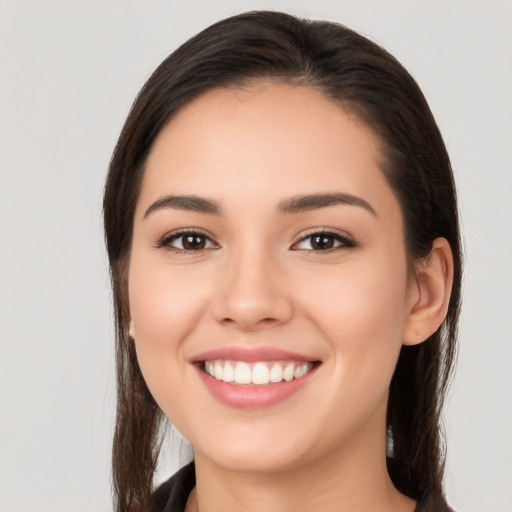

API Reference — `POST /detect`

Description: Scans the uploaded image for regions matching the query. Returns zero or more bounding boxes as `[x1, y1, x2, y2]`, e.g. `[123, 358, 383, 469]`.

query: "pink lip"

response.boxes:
[195, 365, 318, 409]
[191, 346, 317, 363]
[190, 346, 320, 409]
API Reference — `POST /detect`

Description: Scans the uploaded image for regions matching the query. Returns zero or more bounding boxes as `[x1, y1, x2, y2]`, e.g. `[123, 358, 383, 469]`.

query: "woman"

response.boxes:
[103, 11, 461, 512]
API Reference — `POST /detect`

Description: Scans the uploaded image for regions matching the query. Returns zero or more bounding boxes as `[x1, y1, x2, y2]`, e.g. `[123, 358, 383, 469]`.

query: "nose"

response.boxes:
[210, 247, 294, 331]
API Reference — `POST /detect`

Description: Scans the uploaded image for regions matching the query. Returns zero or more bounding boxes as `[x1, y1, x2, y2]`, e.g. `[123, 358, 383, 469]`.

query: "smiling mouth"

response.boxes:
[202, 360, 316, 386]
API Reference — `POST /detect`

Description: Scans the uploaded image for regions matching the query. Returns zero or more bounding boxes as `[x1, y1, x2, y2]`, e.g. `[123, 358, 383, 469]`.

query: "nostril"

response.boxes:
[219, 315, 281, 331]
[211, 283, 294, 329]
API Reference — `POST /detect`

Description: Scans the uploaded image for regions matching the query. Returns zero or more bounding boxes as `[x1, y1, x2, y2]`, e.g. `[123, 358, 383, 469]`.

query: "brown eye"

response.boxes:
[310, 235, 335, 250]
[293, 231, 356, 252]
[181, 234, 207, 250]
[158, 230, 217, 252]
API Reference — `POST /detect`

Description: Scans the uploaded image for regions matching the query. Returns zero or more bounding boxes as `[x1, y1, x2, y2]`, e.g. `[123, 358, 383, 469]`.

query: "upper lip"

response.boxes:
[190, 346, 319, 363]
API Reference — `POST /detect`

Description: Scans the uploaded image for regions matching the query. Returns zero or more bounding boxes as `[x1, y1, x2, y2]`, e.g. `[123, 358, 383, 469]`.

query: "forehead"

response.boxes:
[137, 83, 396, 221]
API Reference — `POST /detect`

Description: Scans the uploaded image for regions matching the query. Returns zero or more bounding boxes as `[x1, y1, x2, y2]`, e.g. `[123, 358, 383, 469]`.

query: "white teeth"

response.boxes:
[252, 363, 270, 385]
[283, 363, 295, 382]
[205, 360, 313, 385]
[222, 362, 235, 383]
[234, 362, 252, 384]
[270, 363, 283, 383]
[214, 362, 223, 380]
[294, 364, 308, 379]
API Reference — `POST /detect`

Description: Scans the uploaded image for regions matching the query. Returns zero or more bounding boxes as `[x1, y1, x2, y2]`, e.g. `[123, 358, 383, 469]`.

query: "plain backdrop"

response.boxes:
[1, 1, 511, 511]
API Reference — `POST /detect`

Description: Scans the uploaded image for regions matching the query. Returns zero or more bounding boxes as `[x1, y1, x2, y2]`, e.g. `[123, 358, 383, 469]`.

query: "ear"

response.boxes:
[402, 237, 454, 346]
[129, 320, 136, 339]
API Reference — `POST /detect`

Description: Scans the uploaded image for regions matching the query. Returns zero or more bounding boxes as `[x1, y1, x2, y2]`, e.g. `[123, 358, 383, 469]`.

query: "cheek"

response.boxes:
[126, 253, 211, 402]
[300, 258, 409, 386]
[129, 259, 207, 345]
[127, 258, 210, 421]
[303, 257, 408, 338]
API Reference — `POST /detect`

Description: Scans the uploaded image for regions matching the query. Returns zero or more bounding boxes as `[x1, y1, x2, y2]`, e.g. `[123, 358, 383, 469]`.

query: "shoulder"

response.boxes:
[151, 462, 196, 512]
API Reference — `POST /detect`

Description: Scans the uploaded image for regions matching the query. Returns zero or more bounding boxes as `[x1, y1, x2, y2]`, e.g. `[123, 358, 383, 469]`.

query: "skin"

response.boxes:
[128, 84, 453, 512]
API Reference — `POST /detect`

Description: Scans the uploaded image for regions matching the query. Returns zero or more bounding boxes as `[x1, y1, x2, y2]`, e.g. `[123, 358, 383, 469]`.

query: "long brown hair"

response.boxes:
[103, 11, 462, 512]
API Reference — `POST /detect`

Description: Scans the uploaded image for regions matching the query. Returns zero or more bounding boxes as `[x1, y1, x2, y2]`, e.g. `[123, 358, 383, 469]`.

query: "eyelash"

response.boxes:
[156, 228, 357, 254]
[292, 228, 357, 252]
[155, 229, 217, 254]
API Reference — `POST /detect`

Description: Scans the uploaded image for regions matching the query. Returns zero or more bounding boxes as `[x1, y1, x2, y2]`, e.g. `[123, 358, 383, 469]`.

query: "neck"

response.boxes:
[188, 429, 415, 512]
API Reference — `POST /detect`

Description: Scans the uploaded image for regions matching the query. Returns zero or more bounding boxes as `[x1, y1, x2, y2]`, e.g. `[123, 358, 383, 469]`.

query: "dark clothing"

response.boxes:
[152, 463, 195, 512]
[152, 462, 454, 512]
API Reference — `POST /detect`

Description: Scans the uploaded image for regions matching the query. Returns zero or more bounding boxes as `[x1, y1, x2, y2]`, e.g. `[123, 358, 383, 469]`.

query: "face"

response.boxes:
[128, 84, 417, 474]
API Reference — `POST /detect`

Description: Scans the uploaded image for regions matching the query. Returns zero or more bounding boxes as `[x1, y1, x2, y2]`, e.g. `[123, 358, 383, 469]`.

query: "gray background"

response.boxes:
[1, 1, 511, 511]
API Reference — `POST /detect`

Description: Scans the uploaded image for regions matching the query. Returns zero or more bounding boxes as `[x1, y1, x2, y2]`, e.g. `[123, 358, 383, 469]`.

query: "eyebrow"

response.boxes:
[144, 195, 222, 218]
[143, 192, 376, 218]
[277, 192, 377, 216]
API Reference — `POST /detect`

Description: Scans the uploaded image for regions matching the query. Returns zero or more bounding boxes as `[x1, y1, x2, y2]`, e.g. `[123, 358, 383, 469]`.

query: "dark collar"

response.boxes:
[152, 462, 195, 512]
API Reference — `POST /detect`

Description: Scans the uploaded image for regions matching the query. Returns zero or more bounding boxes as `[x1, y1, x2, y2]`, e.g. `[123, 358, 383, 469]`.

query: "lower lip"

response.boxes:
[195, 364, 317, 409]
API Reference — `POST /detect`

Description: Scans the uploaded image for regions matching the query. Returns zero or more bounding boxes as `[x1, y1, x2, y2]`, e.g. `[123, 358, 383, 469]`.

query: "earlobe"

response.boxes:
[129, 320, 135, 339]
[403, 237, 454, 346]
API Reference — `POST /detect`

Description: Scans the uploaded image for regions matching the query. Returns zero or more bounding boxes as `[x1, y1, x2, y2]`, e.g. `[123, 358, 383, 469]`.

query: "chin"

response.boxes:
[202, 448, 307, 475]
[190, 422, 322, 475]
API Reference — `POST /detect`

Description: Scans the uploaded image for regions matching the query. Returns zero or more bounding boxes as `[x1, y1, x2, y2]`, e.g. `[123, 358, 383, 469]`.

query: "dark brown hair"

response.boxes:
[103, 11, 462, 512]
